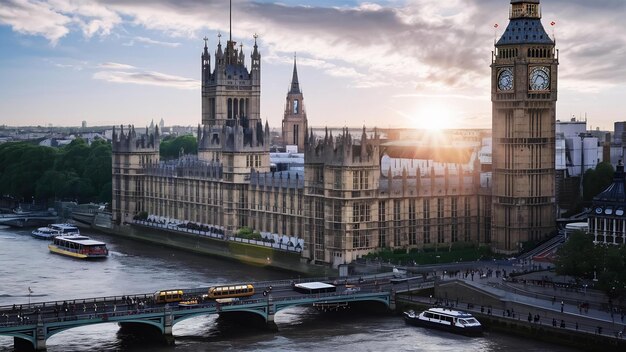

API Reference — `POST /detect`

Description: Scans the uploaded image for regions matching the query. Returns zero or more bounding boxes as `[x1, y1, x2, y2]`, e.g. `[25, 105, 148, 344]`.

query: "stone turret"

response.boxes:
[202, 32, 261, 126]
[305, 127, 379, 167]
[112, 124, 161, 226]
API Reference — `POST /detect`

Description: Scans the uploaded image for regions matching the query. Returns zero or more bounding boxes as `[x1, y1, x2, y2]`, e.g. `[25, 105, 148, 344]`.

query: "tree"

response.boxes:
[583, 162, 614, 202]
[160, 135, 197, 160]
[35, 170, 68, 199]
[55, 138, 91, 176]
[0, 143, 56, 199]
[556, 231, 626, 300]
[60, 174, 95, 203]
[83, 141, 112, 196]
[0, 139, 112, 204]
[555, 230, 596, 278]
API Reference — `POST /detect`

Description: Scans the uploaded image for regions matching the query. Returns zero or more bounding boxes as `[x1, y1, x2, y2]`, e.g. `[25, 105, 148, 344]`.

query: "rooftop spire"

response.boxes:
[229, 0, 232, 43]
[290, 53, 300, 94]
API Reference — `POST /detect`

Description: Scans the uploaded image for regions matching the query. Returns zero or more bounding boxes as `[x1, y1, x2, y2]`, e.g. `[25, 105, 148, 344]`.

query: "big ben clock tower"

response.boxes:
[491, 0, 558, 252]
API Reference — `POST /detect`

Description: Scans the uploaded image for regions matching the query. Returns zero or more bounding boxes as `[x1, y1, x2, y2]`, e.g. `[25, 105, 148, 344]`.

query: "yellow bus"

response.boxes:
[154, 290, 184, 303]
[207, 284, 255, 299]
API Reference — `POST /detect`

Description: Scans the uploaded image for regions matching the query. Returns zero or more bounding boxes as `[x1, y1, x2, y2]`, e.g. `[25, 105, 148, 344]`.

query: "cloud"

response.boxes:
[393, 93, 486, 101]
[98, 62, 136, 70]
[0, 0, 121, 44]
[125, 36, 181, 48]
[93, 70, 199, 90]
[2, 0, 625, 93]
[0, 0, 71, 45]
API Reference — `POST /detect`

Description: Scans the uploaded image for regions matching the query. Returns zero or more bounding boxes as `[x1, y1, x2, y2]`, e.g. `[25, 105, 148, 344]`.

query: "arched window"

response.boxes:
[233, 98, 239, 118]
[240, 99, 245, 118]
[227, 98, 232, 119]
[293, 99, 299, 114]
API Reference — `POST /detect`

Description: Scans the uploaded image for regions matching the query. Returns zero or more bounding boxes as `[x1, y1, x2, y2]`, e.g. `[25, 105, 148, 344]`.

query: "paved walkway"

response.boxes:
[429, 269, 626, 339]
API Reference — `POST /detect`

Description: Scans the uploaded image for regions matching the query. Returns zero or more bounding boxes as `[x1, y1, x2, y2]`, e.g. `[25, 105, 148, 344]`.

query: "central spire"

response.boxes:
[290, 53, 300, 94]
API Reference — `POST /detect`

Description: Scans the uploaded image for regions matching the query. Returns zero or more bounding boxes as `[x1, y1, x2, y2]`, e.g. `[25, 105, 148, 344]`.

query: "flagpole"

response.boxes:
[493, 23, 499, 45]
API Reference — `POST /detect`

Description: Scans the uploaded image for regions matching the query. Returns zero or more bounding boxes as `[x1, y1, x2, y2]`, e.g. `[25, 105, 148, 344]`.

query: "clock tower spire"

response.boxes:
[281, 54, 308, 151]
[491, 0, 558, 252]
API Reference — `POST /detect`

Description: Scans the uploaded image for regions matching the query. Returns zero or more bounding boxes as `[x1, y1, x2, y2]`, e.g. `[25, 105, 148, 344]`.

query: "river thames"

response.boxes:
[0, 226, 578, 351]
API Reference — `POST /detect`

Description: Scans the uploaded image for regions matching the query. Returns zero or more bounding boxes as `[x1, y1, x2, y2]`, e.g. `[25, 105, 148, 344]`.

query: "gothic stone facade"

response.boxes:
[112, 11, 520, 267]
[113, 126, 486, 268]
[491, 0, 558, 253]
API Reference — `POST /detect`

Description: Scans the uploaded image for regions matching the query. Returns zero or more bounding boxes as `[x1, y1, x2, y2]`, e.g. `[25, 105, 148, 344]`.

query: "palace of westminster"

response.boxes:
[112, 1, 562, 267]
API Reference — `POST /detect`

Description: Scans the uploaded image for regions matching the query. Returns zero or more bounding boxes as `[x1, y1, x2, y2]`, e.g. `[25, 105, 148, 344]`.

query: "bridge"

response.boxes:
[0, 212, 58, 228]
[0, 275, 434, 351]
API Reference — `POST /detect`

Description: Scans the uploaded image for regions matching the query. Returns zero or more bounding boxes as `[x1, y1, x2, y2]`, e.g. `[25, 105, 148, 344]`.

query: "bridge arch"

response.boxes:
[2, 332, 36, 348]
[173, 308, 267, 326]
[46, 318, 164, 340]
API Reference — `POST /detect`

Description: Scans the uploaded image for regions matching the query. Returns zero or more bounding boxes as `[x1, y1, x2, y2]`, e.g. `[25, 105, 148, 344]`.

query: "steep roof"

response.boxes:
[289, 56, 300, 94]
[497, 18, 553, 46]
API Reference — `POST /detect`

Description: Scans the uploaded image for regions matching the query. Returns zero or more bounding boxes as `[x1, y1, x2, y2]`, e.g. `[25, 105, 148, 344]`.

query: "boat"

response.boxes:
[31, 223, 80, 239]
[49, 223, 80, 236]
[31, 227, 60, 239]
[403, 308, 482, 336]
[48, 235, 108, 259]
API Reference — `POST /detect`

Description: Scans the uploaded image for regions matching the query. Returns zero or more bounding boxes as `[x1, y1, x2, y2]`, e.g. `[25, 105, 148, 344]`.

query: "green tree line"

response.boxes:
[0, 139, 112, 204]
[159, 135, 197, 160]
[556, 231, 626, 300]
[583, 161, 614, 202]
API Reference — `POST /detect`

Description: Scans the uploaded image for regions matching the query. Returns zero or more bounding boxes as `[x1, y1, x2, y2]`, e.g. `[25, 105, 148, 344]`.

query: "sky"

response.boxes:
[0, 0, 625, 131]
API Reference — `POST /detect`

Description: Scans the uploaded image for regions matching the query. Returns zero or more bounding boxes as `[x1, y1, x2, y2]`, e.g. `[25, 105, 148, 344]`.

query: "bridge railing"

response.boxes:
[0, 273, 420, 323]
[0, 292, 158, 313]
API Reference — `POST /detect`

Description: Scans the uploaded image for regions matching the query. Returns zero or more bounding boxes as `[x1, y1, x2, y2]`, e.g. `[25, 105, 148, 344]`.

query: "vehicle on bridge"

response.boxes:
[342, 285, 360, 295]
[215, 297, 240, 304]
[403, 308, 482, 336]
[48, 235, 108, 259]
[207, 284, 255, 299]
[154, 290, 184, 303]
[293, 282, 336, 294]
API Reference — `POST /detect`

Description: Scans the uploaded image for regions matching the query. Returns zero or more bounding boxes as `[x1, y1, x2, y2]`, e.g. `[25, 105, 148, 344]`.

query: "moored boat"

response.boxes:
[31, 227, 61, 240]
[48, 235, 108, 259]
[49, 223, 80, 236]
[31, 223, 80, 239]
[403, 308, 482, 336]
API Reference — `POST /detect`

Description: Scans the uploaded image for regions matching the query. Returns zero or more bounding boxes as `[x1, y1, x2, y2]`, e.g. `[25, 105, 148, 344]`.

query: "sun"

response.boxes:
[411, 103, 455, 131]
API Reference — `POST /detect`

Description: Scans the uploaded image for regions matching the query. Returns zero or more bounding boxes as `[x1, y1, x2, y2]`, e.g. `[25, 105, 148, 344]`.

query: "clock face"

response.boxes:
[497, 68, 513, 91]
[529, 66, 550, 91]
